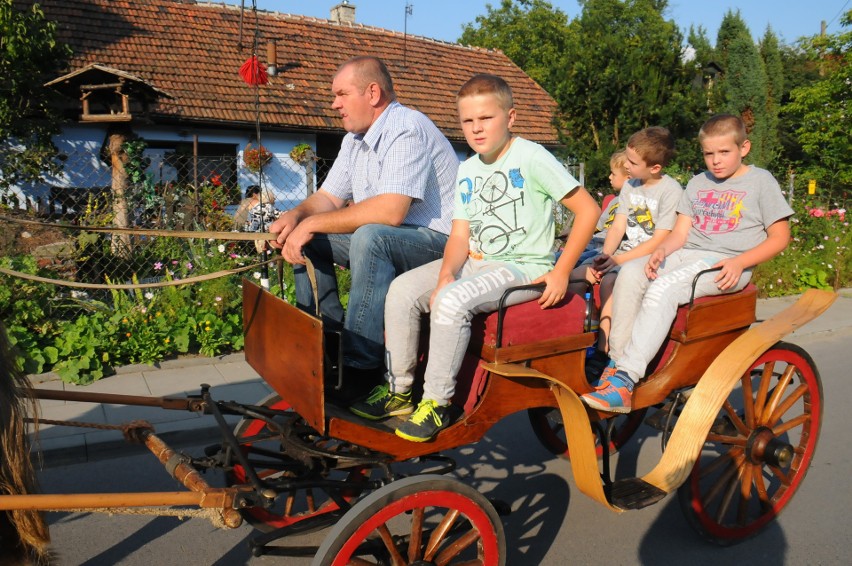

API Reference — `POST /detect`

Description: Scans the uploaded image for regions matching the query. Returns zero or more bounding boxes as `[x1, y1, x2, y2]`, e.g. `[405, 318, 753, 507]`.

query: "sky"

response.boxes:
[243, 0, 852, 45]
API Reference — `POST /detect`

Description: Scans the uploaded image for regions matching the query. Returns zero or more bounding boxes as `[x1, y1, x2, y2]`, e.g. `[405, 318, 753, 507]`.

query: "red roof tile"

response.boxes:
[16, 0, 560, 145]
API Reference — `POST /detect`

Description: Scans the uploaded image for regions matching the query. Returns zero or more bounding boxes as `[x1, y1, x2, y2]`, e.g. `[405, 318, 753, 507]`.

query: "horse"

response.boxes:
[0, 321, 50, 564]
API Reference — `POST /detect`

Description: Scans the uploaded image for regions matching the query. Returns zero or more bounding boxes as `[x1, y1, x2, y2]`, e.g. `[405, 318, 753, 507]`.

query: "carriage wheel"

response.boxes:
[311, 475, 506, 566]
[228, 393, 369, 533]
[527, 407, 646, 459]
[677, 342, 822, 545]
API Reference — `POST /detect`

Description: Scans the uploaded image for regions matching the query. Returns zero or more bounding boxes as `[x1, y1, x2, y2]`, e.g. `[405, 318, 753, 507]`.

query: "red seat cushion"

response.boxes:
[451, 293, 587, 412]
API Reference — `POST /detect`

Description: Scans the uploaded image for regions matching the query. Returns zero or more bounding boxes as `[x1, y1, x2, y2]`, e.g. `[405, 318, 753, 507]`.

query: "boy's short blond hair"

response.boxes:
[457, 74, 514, 110]
[610, 150, 629, 174]
[627, 126, 675, 167]
[698, 114, 748, 146]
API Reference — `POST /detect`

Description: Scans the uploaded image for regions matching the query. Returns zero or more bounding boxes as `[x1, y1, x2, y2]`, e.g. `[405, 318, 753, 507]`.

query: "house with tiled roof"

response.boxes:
[13, 0, 562, 208]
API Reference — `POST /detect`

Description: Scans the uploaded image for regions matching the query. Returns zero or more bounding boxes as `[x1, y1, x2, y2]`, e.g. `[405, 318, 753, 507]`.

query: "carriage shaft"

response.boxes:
[28, 388, 199, 411]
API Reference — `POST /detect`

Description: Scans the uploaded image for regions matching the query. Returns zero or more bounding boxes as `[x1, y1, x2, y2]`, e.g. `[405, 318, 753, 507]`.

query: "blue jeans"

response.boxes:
[294, 224, 448, 369]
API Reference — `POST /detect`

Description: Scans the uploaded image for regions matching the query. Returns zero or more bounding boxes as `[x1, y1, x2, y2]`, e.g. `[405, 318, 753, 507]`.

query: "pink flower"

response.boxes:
[154, 262, 163, 271]
[186, 262, 194, 270]
[808, 207, 825, 217]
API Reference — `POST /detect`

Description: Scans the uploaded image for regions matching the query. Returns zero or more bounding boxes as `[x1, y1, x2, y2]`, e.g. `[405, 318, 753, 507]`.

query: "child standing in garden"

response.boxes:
[350, 73, 600, 441]
[583, 114, 794, 413]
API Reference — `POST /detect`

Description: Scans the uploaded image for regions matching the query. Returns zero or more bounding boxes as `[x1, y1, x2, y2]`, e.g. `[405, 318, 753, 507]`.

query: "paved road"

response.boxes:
[37, 322, 852, 565]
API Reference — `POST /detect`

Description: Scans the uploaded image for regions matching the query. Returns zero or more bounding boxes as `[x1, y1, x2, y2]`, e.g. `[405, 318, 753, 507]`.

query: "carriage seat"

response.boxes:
[450, 283, 758, 412]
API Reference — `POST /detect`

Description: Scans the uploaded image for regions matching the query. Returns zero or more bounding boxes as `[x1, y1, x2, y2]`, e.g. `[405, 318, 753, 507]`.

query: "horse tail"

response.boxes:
[0, 322, 50, 564]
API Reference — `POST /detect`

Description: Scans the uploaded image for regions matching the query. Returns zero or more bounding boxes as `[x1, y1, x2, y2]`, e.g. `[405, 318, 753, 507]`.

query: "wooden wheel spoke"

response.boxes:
[753, 463, 770, 506]
[706, 433, 747, 446]
[284, 491, 295, 516]
[741, 372, 756, 428]
[435, 529, 482, 566]
[376, 523, 406, 565]
[772, 412, 809, 436]
[722, 400, 750, 437]
[766, 384, 808, 428]
[715, 462, 747, 523]
[769, 465, 793, 487]
[407, 506, 425, 562]
[699, 447, 743, 479]
[306, 488, 316, 513]
[754, 361, 776, 419]
[424, 509, 460, 561]
[736, 464, 753, 527]
[761, 365, 796, 423]
[702, 451, 745, 508]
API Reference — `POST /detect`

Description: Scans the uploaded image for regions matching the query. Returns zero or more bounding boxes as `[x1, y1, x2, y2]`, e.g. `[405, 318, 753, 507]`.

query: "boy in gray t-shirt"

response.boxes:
[583, 114, 793, 413]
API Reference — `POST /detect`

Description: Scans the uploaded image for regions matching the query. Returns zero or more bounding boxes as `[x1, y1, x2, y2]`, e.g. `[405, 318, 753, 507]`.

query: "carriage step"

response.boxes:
[608, 478, 667, 510]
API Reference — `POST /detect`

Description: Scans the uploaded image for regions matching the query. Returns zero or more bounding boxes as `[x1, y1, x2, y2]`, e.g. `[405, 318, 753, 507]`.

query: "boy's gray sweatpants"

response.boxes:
[384, 258, 539, 404]
[609, 249, 751, 383]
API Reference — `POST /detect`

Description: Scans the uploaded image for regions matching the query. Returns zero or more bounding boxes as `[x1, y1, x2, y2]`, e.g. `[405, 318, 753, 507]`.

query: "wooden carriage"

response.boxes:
[2, 277, 836, 564]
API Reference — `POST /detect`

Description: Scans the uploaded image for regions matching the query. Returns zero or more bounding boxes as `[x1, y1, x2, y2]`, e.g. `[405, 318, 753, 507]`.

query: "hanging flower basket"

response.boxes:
[289, 143, 315, 165]
[243, 144, 273, 173]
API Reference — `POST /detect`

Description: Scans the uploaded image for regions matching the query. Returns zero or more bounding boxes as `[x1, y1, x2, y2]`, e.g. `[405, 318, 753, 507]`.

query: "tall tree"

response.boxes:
[0, 0, 70, 200]
[760, 27, 784, 169]
[554, 0, 703, 184]
[459, 0, 572, 97]
[783, 10, 852, 200]
[714, 10, 772, 167]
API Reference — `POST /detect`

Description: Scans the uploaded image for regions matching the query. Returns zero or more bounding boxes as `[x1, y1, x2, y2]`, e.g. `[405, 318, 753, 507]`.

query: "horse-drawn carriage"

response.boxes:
[2, 274, 836, 564]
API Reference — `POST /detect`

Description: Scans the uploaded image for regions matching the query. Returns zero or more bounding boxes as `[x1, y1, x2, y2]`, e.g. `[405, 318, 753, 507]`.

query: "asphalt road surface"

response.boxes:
[38, 329, 852, 565]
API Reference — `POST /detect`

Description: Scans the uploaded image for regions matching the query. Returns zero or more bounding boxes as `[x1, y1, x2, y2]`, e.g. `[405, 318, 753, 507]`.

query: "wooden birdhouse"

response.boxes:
[44, 63, 172, 123]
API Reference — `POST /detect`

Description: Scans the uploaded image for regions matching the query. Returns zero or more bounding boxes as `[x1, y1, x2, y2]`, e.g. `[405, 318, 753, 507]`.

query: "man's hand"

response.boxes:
[281, 220, 315, 265]
[712, 257, 746, 291]
[532, 269, 569, 309]
[268, 210, 300, 250]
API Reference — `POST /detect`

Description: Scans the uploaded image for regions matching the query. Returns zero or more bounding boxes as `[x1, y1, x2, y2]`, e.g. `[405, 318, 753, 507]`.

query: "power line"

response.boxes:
[825, 0, 851, 29]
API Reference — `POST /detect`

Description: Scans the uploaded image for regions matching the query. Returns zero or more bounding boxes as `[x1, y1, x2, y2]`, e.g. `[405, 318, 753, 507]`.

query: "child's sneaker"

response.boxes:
[349, 384, 414, 420]
[584, 350, 610, 384]
[581, 370, 634, 413]
[395, 399, 451, 442]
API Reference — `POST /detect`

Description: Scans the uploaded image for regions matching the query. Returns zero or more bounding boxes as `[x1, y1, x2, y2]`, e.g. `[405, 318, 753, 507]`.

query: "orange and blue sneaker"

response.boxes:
[588, 358, 618, 389]
[395, 399, 451, 442]
[581, 370, 634, 413]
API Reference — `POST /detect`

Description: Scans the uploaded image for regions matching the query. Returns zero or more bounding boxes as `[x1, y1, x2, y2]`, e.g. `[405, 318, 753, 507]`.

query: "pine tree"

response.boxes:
[715, 10, 772, 167]
[760, 27, 784, 169]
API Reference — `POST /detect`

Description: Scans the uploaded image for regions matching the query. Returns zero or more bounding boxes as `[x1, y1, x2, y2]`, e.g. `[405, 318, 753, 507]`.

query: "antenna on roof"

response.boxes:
[404, 2, 413, 67]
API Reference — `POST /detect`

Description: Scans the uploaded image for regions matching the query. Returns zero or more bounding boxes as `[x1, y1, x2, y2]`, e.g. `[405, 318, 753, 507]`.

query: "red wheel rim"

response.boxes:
[331, 489, 502, 565]
[685, 345, 821, 541]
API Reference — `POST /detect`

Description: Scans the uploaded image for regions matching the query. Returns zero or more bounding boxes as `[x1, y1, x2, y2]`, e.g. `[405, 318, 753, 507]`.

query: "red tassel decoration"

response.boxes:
[239, 55, 268, 86]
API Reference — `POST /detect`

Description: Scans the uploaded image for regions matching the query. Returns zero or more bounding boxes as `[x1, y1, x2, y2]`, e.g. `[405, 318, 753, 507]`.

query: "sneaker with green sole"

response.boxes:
[349, 384, 414, 420]
[395, 399, 451, 442]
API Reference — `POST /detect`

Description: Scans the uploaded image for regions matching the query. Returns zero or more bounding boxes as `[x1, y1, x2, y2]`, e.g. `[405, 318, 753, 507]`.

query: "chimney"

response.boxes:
[330, 1, 355, 24]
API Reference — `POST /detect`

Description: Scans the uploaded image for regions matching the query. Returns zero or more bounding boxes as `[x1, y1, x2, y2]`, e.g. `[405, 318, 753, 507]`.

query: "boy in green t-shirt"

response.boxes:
[350, 74, 600, 441]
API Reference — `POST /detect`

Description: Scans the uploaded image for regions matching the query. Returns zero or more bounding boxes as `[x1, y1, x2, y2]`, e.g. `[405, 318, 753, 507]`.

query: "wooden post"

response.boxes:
[108, 125, 132, 257]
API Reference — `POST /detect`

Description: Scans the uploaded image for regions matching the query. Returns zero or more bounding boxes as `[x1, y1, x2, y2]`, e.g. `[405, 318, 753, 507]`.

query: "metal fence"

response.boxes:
[1, 150, 586, 322]
[21, 150, 333, 225]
